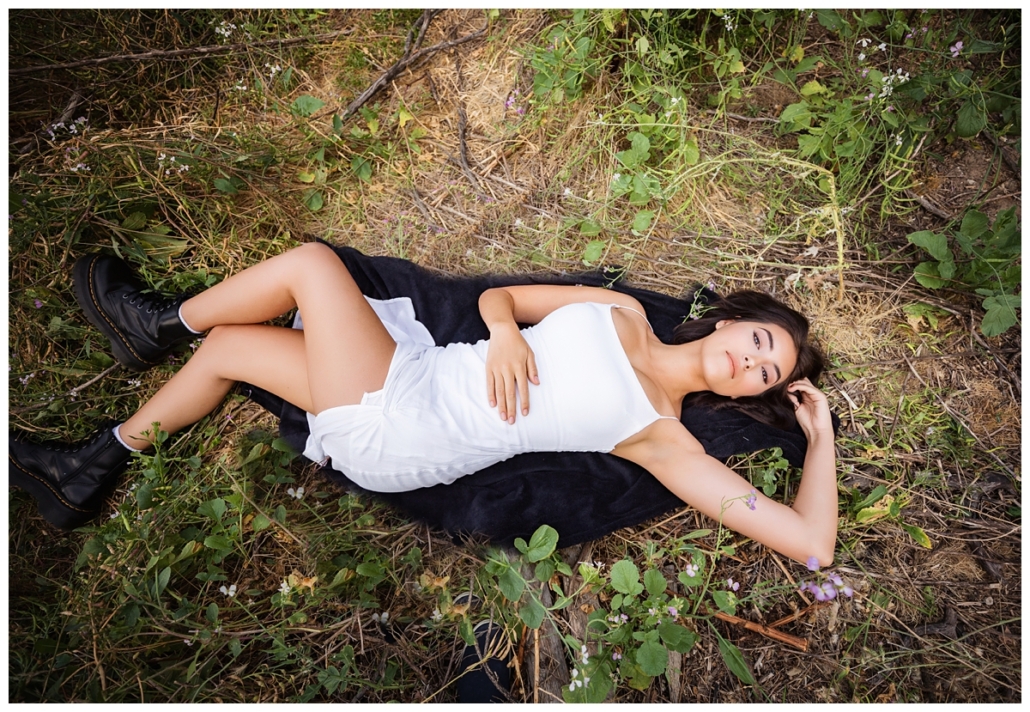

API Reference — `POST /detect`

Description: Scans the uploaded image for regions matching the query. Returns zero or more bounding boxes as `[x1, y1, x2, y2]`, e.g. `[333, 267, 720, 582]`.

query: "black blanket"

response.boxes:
[240, 244, 829, 548]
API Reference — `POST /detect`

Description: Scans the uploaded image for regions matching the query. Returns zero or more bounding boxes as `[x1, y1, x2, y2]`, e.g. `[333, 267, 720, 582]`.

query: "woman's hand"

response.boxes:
[787, 378, 833, 441]
[485, 323, 539, 424]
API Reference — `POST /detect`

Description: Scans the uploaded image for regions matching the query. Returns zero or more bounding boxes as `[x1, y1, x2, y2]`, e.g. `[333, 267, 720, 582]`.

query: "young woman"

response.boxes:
[10, 243, 838, 566]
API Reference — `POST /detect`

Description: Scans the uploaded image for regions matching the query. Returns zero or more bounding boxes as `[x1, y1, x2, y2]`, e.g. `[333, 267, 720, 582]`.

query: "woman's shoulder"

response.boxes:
[611, 416, 705, 465]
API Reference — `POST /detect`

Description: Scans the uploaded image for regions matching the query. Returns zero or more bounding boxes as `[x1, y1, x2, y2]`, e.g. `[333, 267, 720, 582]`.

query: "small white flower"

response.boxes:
[584, 676, 590, 685]
[611, 173, 621, 182]
[372, 611, 390, 624]
[563, 188, 572, 197]
[184, 639, 193, 646]
[878, 42, 887, 52]
[278, 581, 291, 594]
[109, 512, 119, 520]
[431, 608, 443, 622]
[571, 669, 579, 678]
[287, 486, 305, 500]
[858, 38, 871, 47]
[858, 53, 866, 61]
[219, 584, 238, 598]
[514, 218, 523, 227]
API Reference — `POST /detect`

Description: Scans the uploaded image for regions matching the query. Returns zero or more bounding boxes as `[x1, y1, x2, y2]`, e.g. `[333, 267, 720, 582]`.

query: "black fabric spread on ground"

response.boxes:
[240, 243, 836, 548]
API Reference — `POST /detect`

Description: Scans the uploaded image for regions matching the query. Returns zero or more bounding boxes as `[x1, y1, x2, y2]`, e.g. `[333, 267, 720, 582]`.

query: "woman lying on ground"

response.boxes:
[10, 242, 838, 566]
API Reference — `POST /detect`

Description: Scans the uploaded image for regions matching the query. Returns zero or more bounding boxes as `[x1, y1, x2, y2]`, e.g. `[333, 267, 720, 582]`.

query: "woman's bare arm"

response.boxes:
[478, 284, 646, 423]
[614, 382, 839, 566]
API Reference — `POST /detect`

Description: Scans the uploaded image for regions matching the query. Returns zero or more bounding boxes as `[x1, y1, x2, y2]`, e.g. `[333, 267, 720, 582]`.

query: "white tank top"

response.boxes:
[303, 299, 679, 492]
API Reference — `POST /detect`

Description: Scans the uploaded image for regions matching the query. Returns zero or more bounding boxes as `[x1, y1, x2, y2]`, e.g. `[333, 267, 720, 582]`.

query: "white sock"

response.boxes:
[178, 304, 203, 335]
[113, 423, 145, 453]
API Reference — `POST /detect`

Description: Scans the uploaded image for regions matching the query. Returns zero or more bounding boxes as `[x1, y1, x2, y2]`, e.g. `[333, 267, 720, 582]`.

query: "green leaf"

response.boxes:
[459, 617, 476, 647]
[717, 633, 755, 685]
[291, 95, 326, 118]
[204, 535, 233, 552]
[636, 639, 668, 676]
[525, 524, 559, 562]
[855, 484, 888, 510]
[498, 568, 525, 602]
[154, 566, 172, 597]
[632, 210, 654, 232]
[797, 133, 823, 158]
[302, 189, 324, 212]
[800, 80, 827, 97]
[683, 528, 713, 540]
[198, 498, 227, 522]
[135, 482, 155, 510]
[332, 114, 343, 135]
[984, 293, 1021, 309]
[711, 590, 737, 615]
[960, 210, 990, 240]
[956, 99, 987, 139]
[350, 156, 372, 182]
[779, 102, 813, 129]
[913, 262, 947, 289]
[610, 559, 644, 595]
[635, 35, 650, 57]
[296, 171, 316, 183]
[901, 523, 933, 549]
[122, 212, 148, 230]
[658, 621, 699, 653]
[518, 596, 547, 629]
[582, 239, 605, 264]
[252, 514, 271, 532]
[213, 178, 239, 195]
[815, 9, 846, 32]
[643, 568, 668, 597]
[981, 304, 1018, 337]
[681, 137, 699, 165]
[514, 537, 528, 555]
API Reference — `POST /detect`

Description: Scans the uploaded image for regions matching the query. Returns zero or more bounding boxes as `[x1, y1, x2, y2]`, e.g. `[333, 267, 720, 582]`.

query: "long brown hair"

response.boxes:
[674, 290, 826, 430]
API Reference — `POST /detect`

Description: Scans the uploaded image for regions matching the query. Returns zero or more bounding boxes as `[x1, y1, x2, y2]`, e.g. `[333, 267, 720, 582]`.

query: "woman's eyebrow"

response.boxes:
[761, 328, 782, 381]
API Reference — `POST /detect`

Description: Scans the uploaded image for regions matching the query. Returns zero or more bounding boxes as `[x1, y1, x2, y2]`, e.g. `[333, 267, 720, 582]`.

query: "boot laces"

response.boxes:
[122, 291, 177, 314]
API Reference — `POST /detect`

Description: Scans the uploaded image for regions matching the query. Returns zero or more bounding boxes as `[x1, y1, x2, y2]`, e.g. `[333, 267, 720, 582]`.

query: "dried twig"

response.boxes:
[906, 189, 953, 220]
[9, 30, 355, 76]
[342, 12, 488, 120]
[712, 611, 809, 652]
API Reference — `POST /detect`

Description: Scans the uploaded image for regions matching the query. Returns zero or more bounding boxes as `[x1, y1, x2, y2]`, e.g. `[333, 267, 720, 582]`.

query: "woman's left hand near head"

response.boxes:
[787, 378, 833, 441]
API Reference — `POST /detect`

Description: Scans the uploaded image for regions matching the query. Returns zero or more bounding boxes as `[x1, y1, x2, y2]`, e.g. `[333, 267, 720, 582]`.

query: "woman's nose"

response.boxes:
[742, 354, 753, 370]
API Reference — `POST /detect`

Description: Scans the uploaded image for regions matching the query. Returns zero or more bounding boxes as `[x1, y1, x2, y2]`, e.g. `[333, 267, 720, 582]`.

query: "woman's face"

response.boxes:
[702, 319, 798, 398]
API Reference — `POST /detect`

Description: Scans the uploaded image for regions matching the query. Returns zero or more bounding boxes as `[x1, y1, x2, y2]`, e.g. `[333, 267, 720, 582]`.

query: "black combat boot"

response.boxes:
[9, 422, 133, 530]
[73, 253, 197, 371]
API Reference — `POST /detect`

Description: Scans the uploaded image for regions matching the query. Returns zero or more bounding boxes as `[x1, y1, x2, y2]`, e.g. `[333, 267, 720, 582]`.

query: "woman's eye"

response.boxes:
[762, 368, 768, 384]
[753, 332, 760, 348]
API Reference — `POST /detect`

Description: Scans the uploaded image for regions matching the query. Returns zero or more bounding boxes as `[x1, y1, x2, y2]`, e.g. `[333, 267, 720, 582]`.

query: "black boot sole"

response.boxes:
[8, 453, 100, 530]
[72, 254, 156, 372]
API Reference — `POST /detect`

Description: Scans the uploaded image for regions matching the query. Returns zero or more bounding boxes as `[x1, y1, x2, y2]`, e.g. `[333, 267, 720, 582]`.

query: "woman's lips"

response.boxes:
[727, 351, 736, 378]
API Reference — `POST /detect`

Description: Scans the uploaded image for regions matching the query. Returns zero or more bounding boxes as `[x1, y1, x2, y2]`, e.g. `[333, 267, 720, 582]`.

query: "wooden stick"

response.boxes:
[767, 601, 830, 629]
[712, 611, 809, 652]
[9, 29, 355, 76]
[342, 14, 488, 120]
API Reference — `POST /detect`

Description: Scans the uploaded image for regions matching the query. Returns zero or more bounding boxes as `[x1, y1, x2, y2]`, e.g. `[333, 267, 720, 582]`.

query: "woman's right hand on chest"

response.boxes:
[485, 323, 539, 424]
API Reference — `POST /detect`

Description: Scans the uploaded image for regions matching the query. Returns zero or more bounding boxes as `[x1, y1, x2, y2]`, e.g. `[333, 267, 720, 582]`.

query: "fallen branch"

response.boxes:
[712, 611, 810, 652]
[9, 29, 354, 76]
[906, 189, 953, 220]
[342, 12, 488, 120]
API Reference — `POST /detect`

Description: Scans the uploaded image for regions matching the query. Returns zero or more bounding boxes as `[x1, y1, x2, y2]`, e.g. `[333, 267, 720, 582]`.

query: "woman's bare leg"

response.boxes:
[119, 325, 311, 449]
[120, 243, 397, 448]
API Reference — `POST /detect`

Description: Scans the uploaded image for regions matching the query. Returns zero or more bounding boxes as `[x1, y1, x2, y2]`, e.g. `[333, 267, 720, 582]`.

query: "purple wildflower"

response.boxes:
[806, 556, 820, 572]
[667, 606, 678, 618]
[745, 489, 757, 511]
[950, 41, 963, 58]
[726, 578, 740, 592]
[612, 651, 622, 660]
[33, 299, 43, 309]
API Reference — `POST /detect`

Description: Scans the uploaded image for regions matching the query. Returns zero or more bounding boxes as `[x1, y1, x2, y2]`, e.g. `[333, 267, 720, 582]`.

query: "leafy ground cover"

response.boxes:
[8, 8, 1020, 703]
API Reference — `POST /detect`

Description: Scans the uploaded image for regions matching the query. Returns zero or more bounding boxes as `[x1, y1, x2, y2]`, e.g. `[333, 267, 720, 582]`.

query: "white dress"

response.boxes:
[302, 298, 676, 492]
